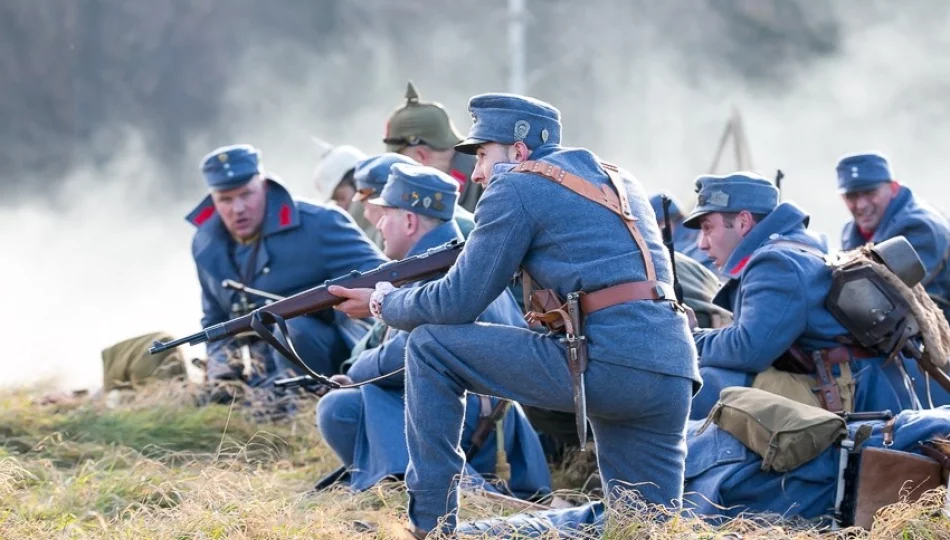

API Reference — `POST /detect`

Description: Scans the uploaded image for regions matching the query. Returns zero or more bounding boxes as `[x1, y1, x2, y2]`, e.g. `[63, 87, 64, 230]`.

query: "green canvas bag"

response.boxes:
[699, 387, 848, 473]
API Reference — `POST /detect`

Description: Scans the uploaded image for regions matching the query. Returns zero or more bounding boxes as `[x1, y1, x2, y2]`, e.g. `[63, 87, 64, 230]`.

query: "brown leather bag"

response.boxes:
[521, 271, 568, 333]
[853, 447, 943, 529]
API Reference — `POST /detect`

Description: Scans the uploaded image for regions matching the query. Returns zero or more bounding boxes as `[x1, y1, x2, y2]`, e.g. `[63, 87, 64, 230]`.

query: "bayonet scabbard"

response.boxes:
[563, 292, 589, 449]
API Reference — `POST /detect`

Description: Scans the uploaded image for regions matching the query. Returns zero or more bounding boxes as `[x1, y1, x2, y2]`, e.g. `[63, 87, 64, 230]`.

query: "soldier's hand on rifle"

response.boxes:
[328, 286, 374, 318]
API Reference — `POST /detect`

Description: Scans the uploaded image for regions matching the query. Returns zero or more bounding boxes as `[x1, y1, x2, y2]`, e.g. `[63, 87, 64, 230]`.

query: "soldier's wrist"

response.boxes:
[370, 281, 395, 321]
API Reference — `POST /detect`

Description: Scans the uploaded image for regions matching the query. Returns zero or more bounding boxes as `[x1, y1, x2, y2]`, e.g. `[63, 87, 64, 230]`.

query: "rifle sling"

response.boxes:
[256, 309, 512, 461]
[250, 310, 404, 390]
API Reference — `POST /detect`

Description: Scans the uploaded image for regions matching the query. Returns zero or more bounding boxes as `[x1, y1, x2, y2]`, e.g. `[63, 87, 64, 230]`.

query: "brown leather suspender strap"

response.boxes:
[513, 160, 657, 281]
[601, 162, 656, 282]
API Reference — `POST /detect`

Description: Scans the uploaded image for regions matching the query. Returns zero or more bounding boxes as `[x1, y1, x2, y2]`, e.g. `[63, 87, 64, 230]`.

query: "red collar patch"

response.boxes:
[194, 206, 215, 225]
[729, 255, 751, 277]
[279, 204, 292, 227]
[449, 169, 468, 188]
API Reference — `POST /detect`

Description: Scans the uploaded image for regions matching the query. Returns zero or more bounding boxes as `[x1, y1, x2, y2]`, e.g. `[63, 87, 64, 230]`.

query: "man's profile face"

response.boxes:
[842, 181, 898, 234]
[377, 206, 414, 260]
[472, 143, 511, 187]
[362, 201, 384, 229]
[698, 213, 744, 271]
[210, 175, 268, 241]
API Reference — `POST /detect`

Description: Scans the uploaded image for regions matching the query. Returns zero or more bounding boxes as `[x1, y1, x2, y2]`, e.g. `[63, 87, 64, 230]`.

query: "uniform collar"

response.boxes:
[721, 202, 813, 278]
[185, 176, 301, 238]
[868, 185, 913, 240]
[448, 152, 475, 189]
[407, 220, 463, 257]
[490, 144, 561, 179]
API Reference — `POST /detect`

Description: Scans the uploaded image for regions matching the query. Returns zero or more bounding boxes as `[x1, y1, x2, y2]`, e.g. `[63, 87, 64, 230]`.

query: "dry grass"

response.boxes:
[0, 382, 947, 539]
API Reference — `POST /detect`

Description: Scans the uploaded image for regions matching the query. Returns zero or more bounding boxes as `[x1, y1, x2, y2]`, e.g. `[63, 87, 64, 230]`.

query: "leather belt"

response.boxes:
[580, 280, 676, 315]
[823, 346, 876, 365]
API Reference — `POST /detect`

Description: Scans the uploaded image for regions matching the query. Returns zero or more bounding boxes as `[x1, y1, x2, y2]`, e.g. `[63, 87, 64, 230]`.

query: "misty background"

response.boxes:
[3, 0, 948, 390]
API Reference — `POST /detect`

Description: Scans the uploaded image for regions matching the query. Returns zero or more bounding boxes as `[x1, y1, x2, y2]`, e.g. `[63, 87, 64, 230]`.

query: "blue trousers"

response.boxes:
[317, 385, 552, 498]
[316, 388, 362, 466]
[402, 322, 693, 533]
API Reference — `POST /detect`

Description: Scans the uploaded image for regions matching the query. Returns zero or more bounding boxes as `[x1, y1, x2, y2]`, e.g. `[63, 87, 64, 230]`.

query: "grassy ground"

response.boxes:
[1, 382, 948, 539]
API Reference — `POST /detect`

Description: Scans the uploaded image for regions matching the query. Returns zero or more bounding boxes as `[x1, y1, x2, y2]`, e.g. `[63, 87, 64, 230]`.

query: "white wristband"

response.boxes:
[370, 281, 395, 321]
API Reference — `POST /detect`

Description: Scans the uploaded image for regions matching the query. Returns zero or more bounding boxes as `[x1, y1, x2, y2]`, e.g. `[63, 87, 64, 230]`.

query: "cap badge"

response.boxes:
[514, 120, 530, 140]
[217, 153, 228, 163]
[707, 191, 730, 207]
[540, 128, 549, 143]
[423, 196, 432, 209]
[851, 165, 859, 178]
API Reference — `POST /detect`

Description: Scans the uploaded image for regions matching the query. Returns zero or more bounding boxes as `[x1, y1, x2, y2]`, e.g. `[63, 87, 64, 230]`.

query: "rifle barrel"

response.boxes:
[148, 323, 227, 354]
[148, 239, 464, 355]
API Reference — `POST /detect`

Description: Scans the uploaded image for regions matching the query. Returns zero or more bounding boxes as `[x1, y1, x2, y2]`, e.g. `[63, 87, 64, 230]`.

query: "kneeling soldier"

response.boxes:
[315, 163, 551, 500]
[332, 93, 699, 538]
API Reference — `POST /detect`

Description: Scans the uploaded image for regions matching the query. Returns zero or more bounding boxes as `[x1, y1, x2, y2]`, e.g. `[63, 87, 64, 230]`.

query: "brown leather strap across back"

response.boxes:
[513, 160, 657, 281]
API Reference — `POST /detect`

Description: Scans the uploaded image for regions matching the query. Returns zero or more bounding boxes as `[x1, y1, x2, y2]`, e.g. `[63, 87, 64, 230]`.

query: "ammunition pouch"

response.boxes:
[525, 288, 569, 334]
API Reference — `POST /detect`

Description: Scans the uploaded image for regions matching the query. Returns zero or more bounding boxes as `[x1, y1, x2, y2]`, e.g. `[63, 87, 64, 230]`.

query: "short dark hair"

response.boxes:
[721, 211, 767, 229]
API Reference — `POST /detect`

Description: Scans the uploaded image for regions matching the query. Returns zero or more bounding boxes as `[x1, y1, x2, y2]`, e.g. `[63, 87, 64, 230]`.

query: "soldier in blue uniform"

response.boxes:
[316, 163, 550, 500]
[837, 152, 950, 317]
[684, 407, 950, 525]
[461, 407, 950, 536]
[353, 153, 476, 238]
[650, 192, 717, 272]
[837, 152, 950, 406]
[331, 93, 699, 538]
[187, 144, 386, 388]
[682, 173, 918, 419]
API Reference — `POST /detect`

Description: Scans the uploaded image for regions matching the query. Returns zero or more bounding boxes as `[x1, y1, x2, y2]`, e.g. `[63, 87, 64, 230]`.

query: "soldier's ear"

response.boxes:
[738, 210, 757, 236]
[510, 141, 530, 163]
[413, 145, 431, 165]
[405, 210, 420, 234]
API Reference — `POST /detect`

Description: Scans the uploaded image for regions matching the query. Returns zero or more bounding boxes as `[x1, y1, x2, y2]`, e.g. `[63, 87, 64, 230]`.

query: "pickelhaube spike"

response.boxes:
[405, 80, 420, 104]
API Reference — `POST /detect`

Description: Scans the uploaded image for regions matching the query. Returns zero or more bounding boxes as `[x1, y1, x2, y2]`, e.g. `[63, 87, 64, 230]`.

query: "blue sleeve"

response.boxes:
[381, 178, 534, 331]
[693, 252, 807, 373]
[316, 206, 388, 278]
[196, 265, 233, 377]
[345, 328, 408, 389]
[893, 217, 949, 287]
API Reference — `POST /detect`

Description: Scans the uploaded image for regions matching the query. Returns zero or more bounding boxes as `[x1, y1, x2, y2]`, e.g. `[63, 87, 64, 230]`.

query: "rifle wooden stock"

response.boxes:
[149, 240, 465, 355]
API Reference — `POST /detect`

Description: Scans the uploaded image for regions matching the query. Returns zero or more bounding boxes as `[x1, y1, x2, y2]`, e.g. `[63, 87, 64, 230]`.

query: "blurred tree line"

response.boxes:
[0, 0, 847, 201]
